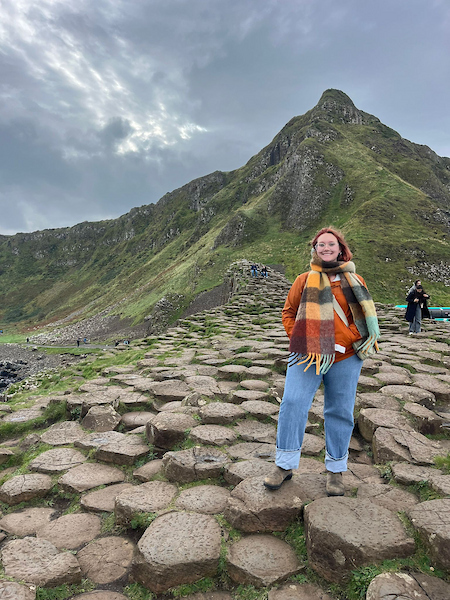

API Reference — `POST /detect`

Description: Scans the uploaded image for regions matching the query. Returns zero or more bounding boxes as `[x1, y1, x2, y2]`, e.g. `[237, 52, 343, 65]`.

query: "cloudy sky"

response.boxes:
[0, 0, 449, 235]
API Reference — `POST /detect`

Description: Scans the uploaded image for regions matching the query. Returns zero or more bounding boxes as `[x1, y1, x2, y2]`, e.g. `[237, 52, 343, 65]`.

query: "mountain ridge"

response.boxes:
[0, 89, 449, 340]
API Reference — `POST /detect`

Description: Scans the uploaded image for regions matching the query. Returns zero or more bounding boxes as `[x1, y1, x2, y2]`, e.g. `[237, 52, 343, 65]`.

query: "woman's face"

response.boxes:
[315, 233, 341, 262]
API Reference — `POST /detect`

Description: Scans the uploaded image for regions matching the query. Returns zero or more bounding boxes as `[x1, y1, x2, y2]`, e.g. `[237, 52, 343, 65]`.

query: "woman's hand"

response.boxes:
[414, 298, 419, 302]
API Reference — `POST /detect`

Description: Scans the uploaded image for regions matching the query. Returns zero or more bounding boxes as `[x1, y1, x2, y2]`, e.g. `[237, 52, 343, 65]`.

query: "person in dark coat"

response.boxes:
[405, 280, 430, 334]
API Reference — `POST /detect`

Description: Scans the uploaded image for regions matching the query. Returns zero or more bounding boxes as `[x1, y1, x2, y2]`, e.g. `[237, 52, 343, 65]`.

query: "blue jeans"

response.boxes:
[409, 304, 421, 333]
[276, 353, 363, 473]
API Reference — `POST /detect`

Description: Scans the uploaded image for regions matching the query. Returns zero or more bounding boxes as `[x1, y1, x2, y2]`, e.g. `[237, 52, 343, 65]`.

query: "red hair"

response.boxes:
[310, 227, 353, 262]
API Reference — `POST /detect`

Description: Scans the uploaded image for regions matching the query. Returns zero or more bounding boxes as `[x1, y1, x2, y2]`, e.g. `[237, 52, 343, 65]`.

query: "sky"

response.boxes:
[0, 0, 449, 236]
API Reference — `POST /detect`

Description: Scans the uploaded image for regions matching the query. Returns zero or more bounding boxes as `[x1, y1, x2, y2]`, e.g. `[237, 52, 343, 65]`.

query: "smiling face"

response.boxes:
[315, 232, 341, 262]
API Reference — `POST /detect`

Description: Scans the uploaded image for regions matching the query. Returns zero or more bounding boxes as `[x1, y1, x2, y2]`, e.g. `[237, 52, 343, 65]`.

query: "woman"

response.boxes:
[405, 281, 430, 334]
[264, 227, 380, 496]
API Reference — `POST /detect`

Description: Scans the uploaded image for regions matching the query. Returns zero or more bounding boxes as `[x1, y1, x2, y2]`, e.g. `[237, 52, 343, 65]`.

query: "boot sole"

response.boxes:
[263, 473, 293, 490]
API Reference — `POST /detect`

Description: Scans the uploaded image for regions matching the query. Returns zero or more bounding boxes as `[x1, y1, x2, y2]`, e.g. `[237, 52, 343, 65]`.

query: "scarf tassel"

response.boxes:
[288, 352, 335, 375]
[356, 335, 380, 355]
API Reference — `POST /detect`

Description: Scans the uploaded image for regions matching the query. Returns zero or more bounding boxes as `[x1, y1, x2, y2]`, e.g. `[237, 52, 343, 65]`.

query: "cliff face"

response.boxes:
[1, 89, 449, 333]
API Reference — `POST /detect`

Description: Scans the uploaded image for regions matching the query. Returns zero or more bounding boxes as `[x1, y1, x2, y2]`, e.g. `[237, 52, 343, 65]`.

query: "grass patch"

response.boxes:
[36, 579, 96, 599]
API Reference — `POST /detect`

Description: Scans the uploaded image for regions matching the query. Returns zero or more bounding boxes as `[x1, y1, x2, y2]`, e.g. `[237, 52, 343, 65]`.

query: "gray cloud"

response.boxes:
[0, 0, 449, 234]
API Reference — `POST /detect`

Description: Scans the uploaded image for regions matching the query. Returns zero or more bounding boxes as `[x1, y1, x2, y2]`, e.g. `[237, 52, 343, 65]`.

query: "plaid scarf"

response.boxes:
[289, 257, 380, 374]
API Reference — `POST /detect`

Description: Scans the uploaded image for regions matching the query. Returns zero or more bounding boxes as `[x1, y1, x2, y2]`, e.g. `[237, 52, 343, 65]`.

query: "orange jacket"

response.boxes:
[282, 272, 365, 362]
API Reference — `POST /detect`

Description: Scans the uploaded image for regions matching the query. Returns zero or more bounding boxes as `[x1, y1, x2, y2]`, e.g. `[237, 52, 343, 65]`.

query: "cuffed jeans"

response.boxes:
[409, 304, 422, 333]
[276, 353, 363, 473]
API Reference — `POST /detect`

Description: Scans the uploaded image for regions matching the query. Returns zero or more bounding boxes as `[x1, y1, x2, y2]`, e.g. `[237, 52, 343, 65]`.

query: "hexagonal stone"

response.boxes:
[184, 375, 222, 397]
[145, 412, 197, 449]
[240, 400, 279, 419]
[37, 513, 102, 550]
[81, 405, 121, 432]
[227, 442, 275, 461]
[379, 385, 436, 409]
[72, 594, 127, 600]
[247, 366, 272, 378]
[1, 536, 81, 586]
[0, 507, 56, 536]
[121, 411, 156, 430]
[304, 497, 415, 583]
[115, 481, 178, 526]
[355, 393, 401, 412]
[366, 572, 450, 600]
[358, 409, 414, 442]
[374, 371, 412, 385]
[77, 537, 135, 584]
[40, 421, 86, 446]
[223, 459, 276, 485]
[227, 534, 300, 587]
[199, 402, 246, 424]
[391, 462, 442, 485]
[234, 421, 276, 444]
[1, 408, 43, 423]
[429, 474, 450, 496]
[94, 435, 150, 465]
[0, 474, 52, 505]
[133, 459, 164, 482]
[175, 485, 231, 514]
[301, 433, 325, 456]
[0, 581, 36, 600]
[224, 475, 308, 532]
[231, 390, 270, 405]
[149, 380, 191, 402]
[189, 424, 238, 446]
[240, 380, 270, 391]
[58, 463, 125, 493]
[217, 365, 249, 380]
[29, 448, 87, 473]
[132, 512, 222, 593]
[75, 430, 127, 451]
[412, 374, 450, 404]
[162, 447, 228, 483]
[403, 402, 446, 435]
[356, 483, 419, 512]
[373, 427, 444, 465]
[357, 375, 382, 392]
[80, 483, 134, 513]
[268, 583, 334, 600]
[408, 499, 450, 570]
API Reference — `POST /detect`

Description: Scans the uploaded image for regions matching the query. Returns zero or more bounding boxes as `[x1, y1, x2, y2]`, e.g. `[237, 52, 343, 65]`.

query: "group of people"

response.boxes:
[250, 264, 268, 278]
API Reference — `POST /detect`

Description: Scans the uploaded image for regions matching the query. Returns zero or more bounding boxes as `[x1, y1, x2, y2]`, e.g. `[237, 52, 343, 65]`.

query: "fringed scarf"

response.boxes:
[289, 257, 380, 374]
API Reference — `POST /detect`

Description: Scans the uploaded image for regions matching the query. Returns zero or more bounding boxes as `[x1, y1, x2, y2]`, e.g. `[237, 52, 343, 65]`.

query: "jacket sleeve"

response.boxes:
[406, 290, 416, 302]
[281, 273, 308, 338]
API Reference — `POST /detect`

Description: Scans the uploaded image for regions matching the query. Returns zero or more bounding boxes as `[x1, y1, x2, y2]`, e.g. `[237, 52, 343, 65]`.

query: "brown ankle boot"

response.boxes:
[326, 471, 345, 496]
[264, 467, 293, 490]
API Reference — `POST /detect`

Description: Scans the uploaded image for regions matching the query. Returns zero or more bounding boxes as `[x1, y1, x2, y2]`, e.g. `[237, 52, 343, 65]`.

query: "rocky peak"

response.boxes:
[311, 88, 370, 126]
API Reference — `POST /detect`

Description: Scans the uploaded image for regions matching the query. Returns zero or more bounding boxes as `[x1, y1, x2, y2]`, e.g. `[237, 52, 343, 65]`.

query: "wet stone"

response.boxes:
[77, 537, 135, 584]
[40, 421, 86, 446]
[132, 512, 222, 593]
[0, 507, 56, 536]
[199, 402, 246, 424]
[175, 485, 231, 514]
[1, 536, 81, 587]
[227, 534, 300, 587]
[58, 463, 125, 493]
[163, 447, 229, 483]
[81, 483, 134, 513]
[189, 424, 238, 446]
[0, 473, 52, 505]
[37, 513, 102, 550]
[114, 481, 178, 526]
[29, 447, 87, 473]
[408, 499, 450, 570]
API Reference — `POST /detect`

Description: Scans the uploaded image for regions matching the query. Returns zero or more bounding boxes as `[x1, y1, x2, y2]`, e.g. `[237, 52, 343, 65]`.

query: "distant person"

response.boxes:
[405, 280, 430, 334]
[261, 266, 268, 278]
[83, 338, 87, 344]
[250, 264, 258, 277]
[264, 226, 379, 496]
[26, 338, 29, 343]
[76, 339, 80, 347]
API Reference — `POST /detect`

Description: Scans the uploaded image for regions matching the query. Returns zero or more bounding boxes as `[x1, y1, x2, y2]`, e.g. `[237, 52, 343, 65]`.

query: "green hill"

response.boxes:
[1, 89, 449, 339]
